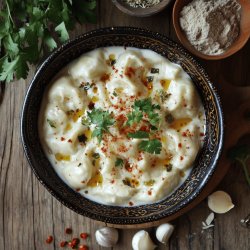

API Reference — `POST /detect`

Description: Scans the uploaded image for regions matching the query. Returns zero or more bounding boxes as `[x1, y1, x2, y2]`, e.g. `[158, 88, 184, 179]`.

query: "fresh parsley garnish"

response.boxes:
[115, 158, 124, 167]
[81, 117, 90, 126]
[126, 110, 143, 126]
[134, 98, 160, 113]
[113, 91, 118, 97]
[138, 139, 162, 154]
[0, 0, 97, 83]
[47, 119, 56, 128]
[128, 131, 149, 139]
[150, 68, 159, 74]
[87, 108, 115, 142]
[228, 144, 250, 187]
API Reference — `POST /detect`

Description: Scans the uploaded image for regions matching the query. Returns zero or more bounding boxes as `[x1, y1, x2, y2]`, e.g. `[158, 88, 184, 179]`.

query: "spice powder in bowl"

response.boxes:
[179, 0, 241, 56]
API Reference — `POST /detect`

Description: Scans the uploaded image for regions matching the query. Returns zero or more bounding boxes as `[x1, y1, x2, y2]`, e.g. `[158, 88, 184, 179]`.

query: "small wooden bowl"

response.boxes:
[112, 0, 172, 17]
[173, 0, 250, 60]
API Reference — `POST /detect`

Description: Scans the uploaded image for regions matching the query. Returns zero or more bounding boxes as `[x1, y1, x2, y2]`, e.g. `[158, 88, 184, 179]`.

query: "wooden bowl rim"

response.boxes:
[172, 0, 250, 60]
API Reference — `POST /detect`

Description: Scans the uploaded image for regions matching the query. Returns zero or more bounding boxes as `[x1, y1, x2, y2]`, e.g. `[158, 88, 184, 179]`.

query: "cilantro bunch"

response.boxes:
[0, 0, 96, 83]
[229, 144, 250, 187]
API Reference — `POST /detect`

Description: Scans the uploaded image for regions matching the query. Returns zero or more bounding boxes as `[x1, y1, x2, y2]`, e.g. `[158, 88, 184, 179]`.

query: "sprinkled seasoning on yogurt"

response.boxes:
[39, 47, 205, 206]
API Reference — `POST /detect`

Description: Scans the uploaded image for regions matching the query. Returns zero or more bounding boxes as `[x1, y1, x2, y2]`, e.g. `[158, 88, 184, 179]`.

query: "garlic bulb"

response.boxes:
[208, 190, 234, 214]
[132, 230, 156, 250]
[156, 223, 174, 244]
[95, 227, 118, 247]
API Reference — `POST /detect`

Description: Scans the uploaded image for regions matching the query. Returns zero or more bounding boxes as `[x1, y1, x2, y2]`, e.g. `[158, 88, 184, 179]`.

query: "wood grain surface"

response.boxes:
[0, 1, 250, 249]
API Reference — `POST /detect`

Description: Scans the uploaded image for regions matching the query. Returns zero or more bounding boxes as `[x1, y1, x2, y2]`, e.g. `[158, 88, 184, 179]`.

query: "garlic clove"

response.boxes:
[95, 227, 118, 247]
[132, 230, 156, 250]
[156, 223, 174, 245]
[208, 190, 234, 214]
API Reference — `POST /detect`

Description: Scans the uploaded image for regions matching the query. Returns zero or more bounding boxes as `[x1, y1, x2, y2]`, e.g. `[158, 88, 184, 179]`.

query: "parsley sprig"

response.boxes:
[87, 108, 115, 142]
[0, 0, 97, 83]
[126, 98, 161, 127]
[125, 98, 162, 154]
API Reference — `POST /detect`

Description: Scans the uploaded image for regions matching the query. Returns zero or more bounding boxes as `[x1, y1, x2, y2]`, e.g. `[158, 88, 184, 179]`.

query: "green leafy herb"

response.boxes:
[158, 89, 171, 102]
[148, 112, 160, 127]
[113, 91, 118, 97]
[81, 117, 90, 126]
[228, 144, 250, 187]
[146, 76, 154, 82]
[128, 131, 149, 139]
[150, 68, 159, 74]
[78, 134, 87, 143]
[47, 118, 56, 128]
[165, 113, 174, 124]
[138, 139, 162, 154]
[126, 110, 143, 126]
[87, 108, 115, 142]
[115, 158, 124, 167]
[144, 179, 155, 186]
[0, 0, 97, 83]
[92, 152, 100, 159]
[165, 164, 173, 172]
[134, 98, 160, 113]
[79, 82, 93, 90]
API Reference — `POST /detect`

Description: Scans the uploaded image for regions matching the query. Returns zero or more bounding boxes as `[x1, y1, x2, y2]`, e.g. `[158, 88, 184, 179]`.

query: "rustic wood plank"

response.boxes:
[0, 0, 250, 249]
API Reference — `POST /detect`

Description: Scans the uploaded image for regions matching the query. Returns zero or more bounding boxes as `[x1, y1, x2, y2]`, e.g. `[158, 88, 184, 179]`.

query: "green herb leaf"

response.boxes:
[138, 139, 162, 154]
[150, 68, 159, 74]
[47, 119, 56, 128]
[0, 0, 97, 83]
[87, 108, 115, 142]
[115, 158, 124, 167]
[126, 110, 143, 126]
[128, 131, 149, 139]
[92, 152, 100, 159]
[55, 21, 69, 42]
[228, 144, 250, 186]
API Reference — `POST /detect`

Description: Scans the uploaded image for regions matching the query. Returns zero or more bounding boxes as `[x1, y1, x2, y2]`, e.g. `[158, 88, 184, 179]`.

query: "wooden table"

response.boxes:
[0, 1, 250, 249]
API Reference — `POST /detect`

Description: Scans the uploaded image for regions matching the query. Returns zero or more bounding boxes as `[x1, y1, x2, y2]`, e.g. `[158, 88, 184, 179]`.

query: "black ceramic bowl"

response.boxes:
[21, 27, 224, 226]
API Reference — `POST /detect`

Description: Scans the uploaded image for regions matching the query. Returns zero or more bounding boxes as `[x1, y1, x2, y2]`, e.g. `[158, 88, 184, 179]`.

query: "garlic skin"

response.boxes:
[208, 190, 234, 214]
[156, 223, 174, 244]
[95, 227, 118, 247]
[132, 230, 156, 250]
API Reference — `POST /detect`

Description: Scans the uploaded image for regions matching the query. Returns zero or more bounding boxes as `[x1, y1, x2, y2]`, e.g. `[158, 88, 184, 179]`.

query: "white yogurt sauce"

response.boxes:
[39, 47, 205, 206]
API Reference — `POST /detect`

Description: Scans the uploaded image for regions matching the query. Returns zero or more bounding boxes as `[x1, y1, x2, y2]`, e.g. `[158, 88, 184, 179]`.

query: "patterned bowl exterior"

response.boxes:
[21, 27, 224, 225]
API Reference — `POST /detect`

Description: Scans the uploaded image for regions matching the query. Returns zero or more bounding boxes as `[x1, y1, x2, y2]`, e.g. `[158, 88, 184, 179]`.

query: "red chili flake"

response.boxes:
[76, 188, 80, 192]
[178, 143, 182, 148]
[61, 137, 65, 141]
[141, 126, 150, 132]
[80, 233, 88, 239]
[111, 180, 115, 184]
[65, 228, 73, 234]
[46, 235, 53, 244]
[68, 139, 72, 143]
[125, 67, 136, 78]
[100, 73, 110, 82]
[200, 132, 205, 136]
[79, 245, 88, 250]
[60, 241, 68, 247]
[129, 201, 134, 206]
[180, 156, 184, 161]
[120, 74, 124, 78]
[183, 103, 187, 107]
[148, 190, 152, 195]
